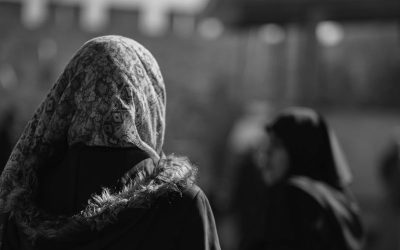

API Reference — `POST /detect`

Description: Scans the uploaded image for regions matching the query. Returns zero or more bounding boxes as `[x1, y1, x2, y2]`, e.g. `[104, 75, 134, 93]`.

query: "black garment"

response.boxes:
[242, 180, 363, 250]
[4, 185, 219, 250]
[0, 126, 13, 173]
[36, 146, 150, 216]
[2, 146, 220, 250]
[0, 109, 15, 173]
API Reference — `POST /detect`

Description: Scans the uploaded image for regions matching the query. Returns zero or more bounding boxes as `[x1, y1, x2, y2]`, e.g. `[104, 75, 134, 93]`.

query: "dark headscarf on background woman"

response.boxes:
[0, 36, 200, 247]
[266, 107, 352, 190]
[265, 107, 363, 250]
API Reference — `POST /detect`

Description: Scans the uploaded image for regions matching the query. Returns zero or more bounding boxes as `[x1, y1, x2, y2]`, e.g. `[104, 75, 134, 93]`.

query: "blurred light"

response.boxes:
[0, 64, 18, 90]
[38, 38, 58, 62]
[81, 0, 108, 32]
[139, 10, 168, 36]
[168, 0, 209, 14]
[139, 1, 168, 36]
[259, 24, 286, 45]
[316, 21, 344, 46]
[21, 0, 47, 29]
[198, 18, 224, 40]
[172, 15, 196, 37]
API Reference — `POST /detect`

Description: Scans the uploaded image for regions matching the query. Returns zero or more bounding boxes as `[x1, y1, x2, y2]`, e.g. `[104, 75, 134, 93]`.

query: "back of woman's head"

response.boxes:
[0, 35, 193, 216]
[66, 35, 166, 159]
[267, 107, 351, 189]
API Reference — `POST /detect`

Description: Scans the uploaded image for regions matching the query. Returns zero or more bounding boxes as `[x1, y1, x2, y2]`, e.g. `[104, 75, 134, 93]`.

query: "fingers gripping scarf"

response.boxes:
[0, 36, 193, 242]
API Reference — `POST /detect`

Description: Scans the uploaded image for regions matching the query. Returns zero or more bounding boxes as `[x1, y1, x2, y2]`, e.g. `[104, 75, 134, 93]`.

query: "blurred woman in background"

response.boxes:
[252, 107, 364, 250]
[370, 128, 400, 250]
[0, 35, 220, 250]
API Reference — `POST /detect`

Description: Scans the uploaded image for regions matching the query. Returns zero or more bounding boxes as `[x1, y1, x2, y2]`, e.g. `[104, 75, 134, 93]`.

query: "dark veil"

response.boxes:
[266, 107, 352, 190]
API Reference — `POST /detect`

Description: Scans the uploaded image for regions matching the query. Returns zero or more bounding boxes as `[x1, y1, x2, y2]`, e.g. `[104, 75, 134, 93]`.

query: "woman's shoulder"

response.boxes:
[178, 184, 208, 205]
[155, 184, 210, 214]
[170, 184, 214, 219]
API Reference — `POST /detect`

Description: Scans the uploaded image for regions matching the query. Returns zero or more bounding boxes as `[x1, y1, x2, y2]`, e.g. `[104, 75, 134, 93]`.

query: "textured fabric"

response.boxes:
[0, 35, 166, 212]
[3, 182, 221, 250]
[266, 107, 352, 189]
[0, 36, 219, 249]
[1, 36, 164, 199]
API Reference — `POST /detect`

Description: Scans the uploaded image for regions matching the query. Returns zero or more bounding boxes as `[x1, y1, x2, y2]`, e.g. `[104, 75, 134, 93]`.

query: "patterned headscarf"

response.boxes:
[0, 35, 166, 213]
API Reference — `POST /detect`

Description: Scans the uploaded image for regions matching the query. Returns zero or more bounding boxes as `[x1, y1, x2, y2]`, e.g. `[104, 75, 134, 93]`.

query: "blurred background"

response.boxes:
[0, 0, 400, 249]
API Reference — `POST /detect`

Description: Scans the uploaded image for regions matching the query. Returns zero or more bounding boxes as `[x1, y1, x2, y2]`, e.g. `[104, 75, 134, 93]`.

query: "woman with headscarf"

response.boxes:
[250, 107, 364, 250]
[0, 36, 220, 250]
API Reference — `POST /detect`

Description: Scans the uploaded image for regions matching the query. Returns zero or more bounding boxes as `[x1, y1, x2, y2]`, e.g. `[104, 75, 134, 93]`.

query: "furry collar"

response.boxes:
[11, 156, 196, 242]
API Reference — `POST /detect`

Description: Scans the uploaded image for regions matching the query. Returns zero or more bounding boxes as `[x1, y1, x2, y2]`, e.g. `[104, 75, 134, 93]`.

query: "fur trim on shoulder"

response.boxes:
[13, 154, 197, 242]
